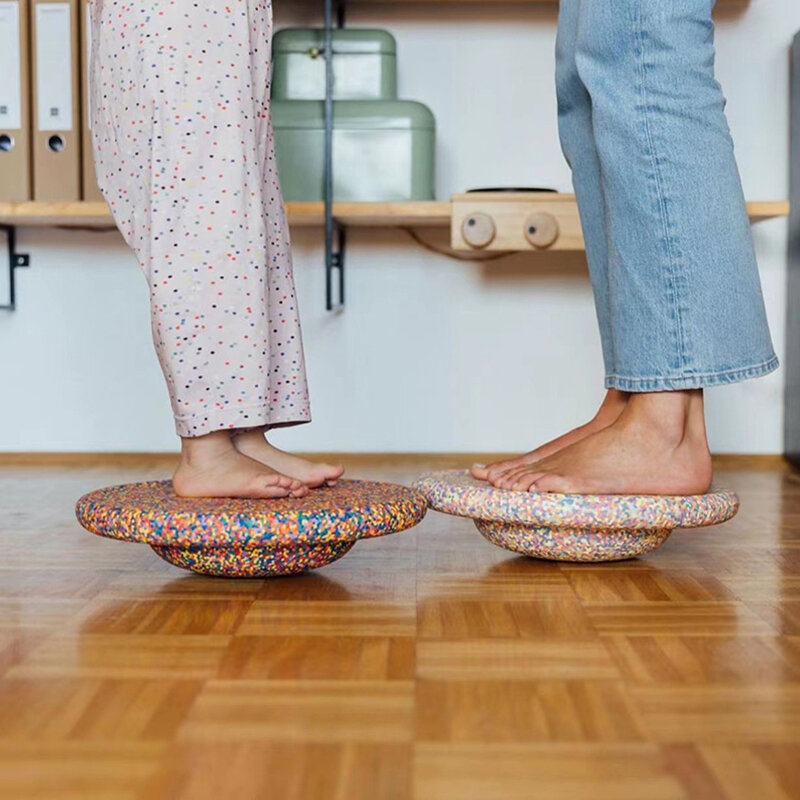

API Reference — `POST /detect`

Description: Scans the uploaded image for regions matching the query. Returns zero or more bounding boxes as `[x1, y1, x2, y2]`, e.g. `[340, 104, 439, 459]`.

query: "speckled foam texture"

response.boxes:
[413, 471, 739, 563]
[76, 480, 427, 577]
[152, 542, 357, 578]
[474, 521, 672, 563]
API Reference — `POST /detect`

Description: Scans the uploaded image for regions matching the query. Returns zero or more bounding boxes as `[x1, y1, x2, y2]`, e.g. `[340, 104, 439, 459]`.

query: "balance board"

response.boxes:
[413, 470, 738, 562]
[76, 480, 428, 577]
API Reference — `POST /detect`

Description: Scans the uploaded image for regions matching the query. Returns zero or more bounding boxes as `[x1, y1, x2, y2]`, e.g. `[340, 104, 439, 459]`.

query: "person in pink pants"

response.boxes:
[90, 0, 342, 498]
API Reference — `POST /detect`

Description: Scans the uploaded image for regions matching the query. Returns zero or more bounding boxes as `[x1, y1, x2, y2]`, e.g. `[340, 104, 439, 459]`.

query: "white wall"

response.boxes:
[0, 0, 793, 453]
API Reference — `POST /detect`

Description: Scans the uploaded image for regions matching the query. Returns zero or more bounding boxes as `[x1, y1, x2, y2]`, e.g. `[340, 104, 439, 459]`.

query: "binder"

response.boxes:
[30, 0, 80, 201]
[0, 0, 31, 202]
[79, 0, 101, 201]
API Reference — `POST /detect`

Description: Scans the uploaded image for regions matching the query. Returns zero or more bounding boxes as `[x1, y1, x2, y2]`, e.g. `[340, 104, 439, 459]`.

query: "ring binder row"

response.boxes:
[0, 0, 102, 203]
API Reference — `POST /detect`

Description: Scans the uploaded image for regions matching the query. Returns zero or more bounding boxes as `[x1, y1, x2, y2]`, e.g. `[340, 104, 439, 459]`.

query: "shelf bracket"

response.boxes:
[0, 225, 30, 312]
[323, 0, 346, 311]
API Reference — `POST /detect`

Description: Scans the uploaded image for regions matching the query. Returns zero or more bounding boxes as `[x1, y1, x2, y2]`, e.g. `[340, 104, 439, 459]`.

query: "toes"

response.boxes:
[487, 467, 513, 488]
[274, 474, 296, 489]
[323, 464, 345, 487]
[490, 472, 514, 489]
[495, 475, 521, 490]
[470, 463, 489, 481]
[530, 473, 571, 494]
[490, 465, 551, 492]
[255, 483, 293, 499]
[486, 463, 515, 483]
[260, 472, 305, 493]
[492, 466, 528, 489]
[513, 472, 544, 493]
[485, 454, 543, 484]
[300, 465, 343, 490]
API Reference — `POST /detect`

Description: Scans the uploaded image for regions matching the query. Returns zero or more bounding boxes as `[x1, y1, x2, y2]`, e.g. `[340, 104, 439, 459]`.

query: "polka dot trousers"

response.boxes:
[89, 0, 311, 437]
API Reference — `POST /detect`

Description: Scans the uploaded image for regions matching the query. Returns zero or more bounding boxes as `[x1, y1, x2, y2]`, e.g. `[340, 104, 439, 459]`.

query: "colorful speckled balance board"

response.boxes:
[75, 480, 428, 577]
[413, 471, 739, 563]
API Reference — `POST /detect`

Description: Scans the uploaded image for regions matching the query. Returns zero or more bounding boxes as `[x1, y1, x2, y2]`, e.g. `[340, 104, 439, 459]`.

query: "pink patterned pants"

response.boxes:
[89, 0, 310, 438]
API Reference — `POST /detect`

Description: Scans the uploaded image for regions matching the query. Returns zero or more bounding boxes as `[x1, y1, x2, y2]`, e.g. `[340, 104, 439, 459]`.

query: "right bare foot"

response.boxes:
[233, 430, 344, 489]
[471, 389, 629, 483]
[173, 431, 309, 499]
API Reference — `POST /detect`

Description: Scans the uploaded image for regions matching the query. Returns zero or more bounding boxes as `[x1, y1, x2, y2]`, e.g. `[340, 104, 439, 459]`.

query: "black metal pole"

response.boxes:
[323, 0, 335, 311]
[1, 225, 31, 312]
[1, 225, 18, 311]
[6, 226, 16, 310]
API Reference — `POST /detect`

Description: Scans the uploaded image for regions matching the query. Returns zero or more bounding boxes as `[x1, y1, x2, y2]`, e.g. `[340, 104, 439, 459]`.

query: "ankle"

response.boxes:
[232, 428, 268, 447]
[180, 431, 237, 468]
[595, 389, 630, 420]
[624, 390, 705, 447]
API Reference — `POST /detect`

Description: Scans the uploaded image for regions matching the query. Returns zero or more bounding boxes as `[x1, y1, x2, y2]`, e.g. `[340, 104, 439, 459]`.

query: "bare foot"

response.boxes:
[490, 390, 712, 496]
[471, 389, 629, 483]
[233, 429, 344, 488]
[173, 431, 309, 499]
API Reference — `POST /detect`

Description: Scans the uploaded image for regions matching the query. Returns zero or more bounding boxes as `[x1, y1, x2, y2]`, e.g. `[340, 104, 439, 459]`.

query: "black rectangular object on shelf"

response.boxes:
[788, 32, 800, 468]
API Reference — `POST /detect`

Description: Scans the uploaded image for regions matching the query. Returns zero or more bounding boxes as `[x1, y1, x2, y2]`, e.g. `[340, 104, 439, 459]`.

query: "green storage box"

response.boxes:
[273, 100, 436, 202]
[272, 28, 398, 101]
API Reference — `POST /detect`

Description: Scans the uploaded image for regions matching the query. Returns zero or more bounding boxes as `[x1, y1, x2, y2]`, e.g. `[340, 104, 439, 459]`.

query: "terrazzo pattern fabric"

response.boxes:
[89, 1, 309, 437]
[414, 471, 739, 563]
[75, 480, 428, 577]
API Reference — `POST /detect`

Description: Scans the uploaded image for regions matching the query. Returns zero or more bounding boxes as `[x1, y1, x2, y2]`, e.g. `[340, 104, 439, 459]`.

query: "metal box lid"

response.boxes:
[272, 100, 435, 131]
[273, 28, 397, 56]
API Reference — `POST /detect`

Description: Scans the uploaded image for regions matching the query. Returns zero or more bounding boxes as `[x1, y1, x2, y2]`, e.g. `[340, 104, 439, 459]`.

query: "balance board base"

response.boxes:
[151, 541, 356, 577]
[475, 520, 672, 563]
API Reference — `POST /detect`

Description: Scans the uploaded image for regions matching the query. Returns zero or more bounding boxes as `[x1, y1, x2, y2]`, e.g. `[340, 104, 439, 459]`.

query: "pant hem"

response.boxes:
[605, 355, 779, 392]
[173, 404, 311, 439]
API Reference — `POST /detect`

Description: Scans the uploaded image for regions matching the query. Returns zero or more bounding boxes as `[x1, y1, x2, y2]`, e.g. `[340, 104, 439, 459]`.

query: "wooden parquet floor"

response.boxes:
[1, 456, 799, 800]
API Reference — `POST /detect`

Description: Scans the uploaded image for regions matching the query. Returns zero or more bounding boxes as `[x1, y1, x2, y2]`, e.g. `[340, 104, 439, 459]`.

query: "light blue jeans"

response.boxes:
[556, 0, 778, 391]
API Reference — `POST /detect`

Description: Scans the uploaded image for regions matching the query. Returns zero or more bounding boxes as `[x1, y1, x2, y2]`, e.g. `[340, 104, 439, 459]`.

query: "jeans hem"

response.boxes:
[605, 354, 779, 392]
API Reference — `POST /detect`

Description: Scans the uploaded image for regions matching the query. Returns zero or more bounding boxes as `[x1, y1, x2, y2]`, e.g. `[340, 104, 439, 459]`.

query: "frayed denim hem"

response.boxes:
[605, 355, 779, 393]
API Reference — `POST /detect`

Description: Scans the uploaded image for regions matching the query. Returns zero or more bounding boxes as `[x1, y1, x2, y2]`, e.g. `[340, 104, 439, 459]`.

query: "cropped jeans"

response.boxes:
[556, 0, 778, 391]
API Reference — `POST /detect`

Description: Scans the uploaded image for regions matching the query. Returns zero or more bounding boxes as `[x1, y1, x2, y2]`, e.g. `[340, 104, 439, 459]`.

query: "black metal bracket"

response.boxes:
[0, 225, 31, 311]
[323, 0, 346, 311]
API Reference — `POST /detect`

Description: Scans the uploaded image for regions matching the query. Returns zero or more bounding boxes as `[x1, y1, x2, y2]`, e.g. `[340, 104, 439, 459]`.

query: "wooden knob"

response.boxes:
[461, 213, 496, 249]
[523, 212, 559, 249]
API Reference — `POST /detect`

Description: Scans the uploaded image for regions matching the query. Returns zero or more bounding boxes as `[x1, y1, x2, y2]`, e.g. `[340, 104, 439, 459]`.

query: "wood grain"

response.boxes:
[0, 198, 787, 242]
[0, 458, 798, 798]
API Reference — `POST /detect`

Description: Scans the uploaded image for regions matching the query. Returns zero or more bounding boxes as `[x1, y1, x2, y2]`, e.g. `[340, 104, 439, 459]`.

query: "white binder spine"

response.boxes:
[0, 1, 22, 131]
[35, 2, 73, 132]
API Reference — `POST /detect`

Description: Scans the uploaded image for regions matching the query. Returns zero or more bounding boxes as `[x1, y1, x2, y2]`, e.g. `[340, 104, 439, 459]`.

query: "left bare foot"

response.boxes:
[471, 389, 629, 483]
[233, 430, 344, 488]
[489, 390, 712, 495]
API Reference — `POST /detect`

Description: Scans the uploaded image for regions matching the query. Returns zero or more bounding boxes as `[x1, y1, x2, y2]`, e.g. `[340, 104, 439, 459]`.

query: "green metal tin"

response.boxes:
[273, 100, 436, 202]
[272, 28, 398, 101]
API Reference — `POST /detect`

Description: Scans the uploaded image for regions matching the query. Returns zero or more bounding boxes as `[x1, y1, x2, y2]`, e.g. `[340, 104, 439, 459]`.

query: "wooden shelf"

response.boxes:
[287, 201, 452, 227]
[0, 197, 787, 229]
[0, 200, 451, 228]
[743, 201, 791, 222]
[332, 0, 748, 4]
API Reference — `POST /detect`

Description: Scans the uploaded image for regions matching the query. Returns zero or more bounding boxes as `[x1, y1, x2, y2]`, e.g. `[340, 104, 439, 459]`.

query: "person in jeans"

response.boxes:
[474, 0, 777, 494]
